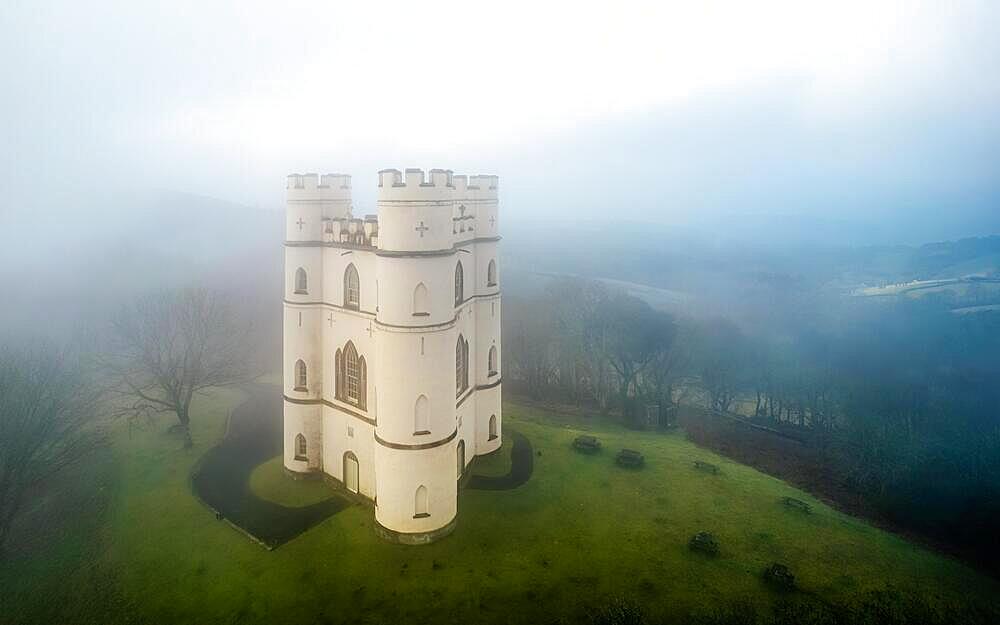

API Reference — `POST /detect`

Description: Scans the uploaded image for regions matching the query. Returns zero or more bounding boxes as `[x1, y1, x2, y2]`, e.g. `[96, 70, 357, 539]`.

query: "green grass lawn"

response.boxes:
[3, 389, 998, 625]
[250, 457, 335, 508]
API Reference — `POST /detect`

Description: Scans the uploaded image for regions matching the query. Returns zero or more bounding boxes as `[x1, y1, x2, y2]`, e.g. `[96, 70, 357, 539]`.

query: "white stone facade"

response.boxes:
[283, 168, 502, 543]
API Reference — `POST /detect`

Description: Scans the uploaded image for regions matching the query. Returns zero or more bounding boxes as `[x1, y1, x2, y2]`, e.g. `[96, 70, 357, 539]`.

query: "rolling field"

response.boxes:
[2, 387, 997, 625]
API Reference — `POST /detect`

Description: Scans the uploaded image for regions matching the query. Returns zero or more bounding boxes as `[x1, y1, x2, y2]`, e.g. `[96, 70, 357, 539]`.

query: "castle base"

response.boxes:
[374, 516, 457, 545]
[283, 466, 324, 481]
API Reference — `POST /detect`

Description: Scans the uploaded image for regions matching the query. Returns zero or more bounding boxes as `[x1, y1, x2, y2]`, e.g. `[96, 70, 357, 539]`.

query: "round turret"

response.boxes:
[376, 168, 456, 253]
[286, 173, 353, 242]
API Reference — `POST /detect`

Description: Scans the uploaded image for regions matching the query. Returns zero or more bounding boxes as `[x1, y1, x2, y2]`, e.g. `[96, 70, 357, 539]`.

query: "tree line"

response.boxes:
[503, 277, 1000, 569]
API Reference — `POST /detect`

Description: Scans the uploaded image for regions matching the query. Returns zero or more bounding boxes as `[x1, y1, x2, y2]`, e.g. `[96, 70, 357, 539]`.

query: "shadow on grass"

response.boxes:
[192, 385, 533, 548]
[467, 430, 534, 490]
[191, 384, 351, 549]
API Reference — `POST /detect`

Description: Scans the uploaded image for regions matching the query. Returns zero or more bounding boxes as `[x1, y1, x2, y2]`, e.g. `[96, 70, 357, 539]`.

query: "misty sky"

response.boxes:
[3, 0, 999, 244]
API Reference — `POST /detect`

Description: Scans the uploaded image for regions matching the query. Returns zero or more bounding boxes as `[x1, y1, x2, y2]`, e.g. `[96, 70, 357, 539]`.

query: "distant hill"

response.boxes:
[908, 236, 1000, 278]
[501, 220, 1000, 294]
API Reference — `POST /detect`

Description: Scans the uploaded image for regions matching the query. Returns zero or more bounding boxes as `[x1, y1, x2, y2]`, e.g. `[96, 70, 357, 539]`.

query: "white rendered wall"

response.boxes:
[375, 255, 456, 327]
[373, 443, 458, 535]
[284, 167, 502, 540]
[284, 403, 323, 472]
[322, 407, 376, 499]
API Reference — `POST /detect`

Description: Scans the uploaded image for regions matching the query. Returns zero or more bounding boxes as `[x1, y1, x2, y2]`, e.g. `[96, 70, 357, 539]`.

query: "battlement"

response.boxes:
[377, 168, 497, 201]
[456, 173, 498, 196]
[323, 215, 378, 248]
[378, 168, 456, 189]
[469, 174, 498, 191]
[287, 172, 352, 190]
[286, 173, 353, 205]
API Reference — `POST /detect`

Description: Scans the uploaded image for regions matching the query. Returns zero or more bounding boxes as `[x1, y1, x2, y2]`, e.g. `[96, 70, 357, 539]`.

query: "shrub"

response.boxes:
[689, 531, 720, 556]
[615, 449, 645, 469]
[573, 435, 602, 454]
[762, 563, 795, 591]
[694, 460, 720, 474]
[780, 497, 811, 513]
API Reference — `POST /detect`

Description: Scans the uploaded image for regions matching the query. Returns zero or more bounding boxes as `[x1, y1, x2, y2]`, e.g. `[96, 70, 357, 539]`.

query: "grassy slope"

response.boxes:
[5, 390, 997, 625]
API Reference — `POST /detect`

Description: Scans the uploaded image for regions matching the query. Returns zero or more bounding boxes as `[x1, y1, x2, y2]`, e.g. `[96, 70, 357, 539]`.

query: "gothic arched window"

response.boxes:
[345, 343, 360, 404]
[413, 282, 429, 316]
[295, 267, 308, 294]
[489, 414, 498, 440]
[334, 348, 343, 399]
[456, 334, 469, 396]
[488, 345, 498, 376]
[454, 261, 464, 307]
[414, 394, 430, 434]
[295, 433, 307, 460]
[336, 341, 367, 410]
[414, 485, 429, 518]
[294, 359, 307, 391]
[344, 263, 360, 309]
[487, 259, 497, 286]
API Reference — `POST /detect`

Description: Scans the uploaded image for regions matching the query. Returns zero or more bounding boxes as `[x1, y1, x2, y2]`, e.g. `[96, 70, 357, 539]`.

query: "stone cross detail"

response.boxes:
[327, 313, 334, 328]
[414, 221, 429, 237]
[489, 215, 496, 228]
[366, 321, 375, 337]
[296, 217, 306, 231]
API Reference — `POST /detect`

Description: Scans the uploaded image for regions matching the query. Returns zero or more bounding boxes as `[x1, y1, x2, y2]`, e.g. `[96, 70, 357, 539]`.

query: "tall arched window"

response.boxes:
[336, 341, 367, 410]
[294, 359, 307, 391]
[295, 267, 308, 294]
[454, 261, 464, 306]
[413, 282, 429, 316]
[456, 440, 466, 479]
[487, 259, 497, 286]
[414, 394, 430, 434]
[456, 334, 469, 396]
[334, 348, 343, 399]
[414, 485, 429, 518]
[489, 415, 498, 440]
[488, 345, 498, 376]
[295, 433, 307, 460]
[346, 344, 360, 404]
[344, 263, 360, 309]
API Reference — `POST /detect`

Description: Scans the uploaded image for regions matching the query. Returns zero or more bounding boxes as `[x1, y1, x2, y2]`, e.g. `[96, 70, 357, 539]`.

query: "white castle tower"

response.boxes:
[283, 168, 502, 544]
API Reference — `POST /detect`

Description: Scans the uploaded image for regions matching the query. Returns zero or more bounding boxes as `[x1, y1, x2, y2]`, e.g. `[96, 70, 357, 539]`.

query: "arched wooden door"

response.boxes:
[343, 452, 359, 493]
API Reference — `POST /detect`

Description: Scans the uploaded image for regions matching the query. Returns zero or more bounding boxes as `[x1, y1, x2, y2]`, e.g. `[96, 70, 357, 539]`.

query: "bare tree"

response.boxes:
[591, 296, 676, 422]
[104, 288, 257, 448]
[0, 342, 104, 555]
[503, 296, 559, 400]
[698, 318, 751, 414]
[638, 319, 690, 414]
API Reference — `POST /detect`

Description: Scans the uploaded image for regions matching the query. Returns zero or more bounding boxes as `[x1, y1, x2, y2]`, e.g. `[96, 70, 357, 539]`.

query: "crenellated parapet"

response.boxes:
[376, 168, 499, 252]
[287, 172, 352, 197]
[323, 215, 379, 248]
[286, 173, 354, 241]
